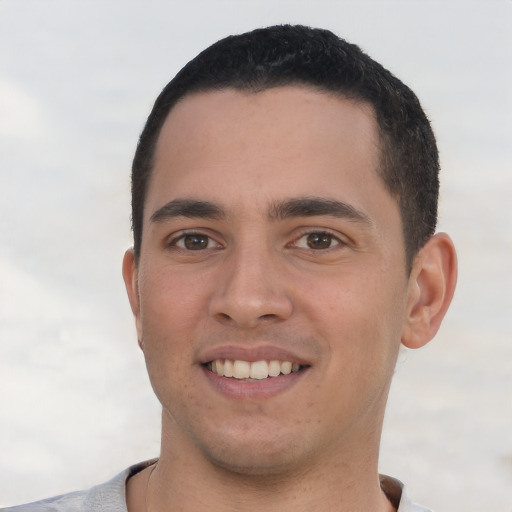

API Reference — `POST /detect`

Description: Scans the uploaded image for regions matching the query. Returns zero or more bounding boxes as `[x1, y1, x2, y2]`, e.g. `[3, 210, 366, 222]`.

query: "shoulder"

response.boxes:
[1, 460, 157, 512]
[1, 489, 90, 512]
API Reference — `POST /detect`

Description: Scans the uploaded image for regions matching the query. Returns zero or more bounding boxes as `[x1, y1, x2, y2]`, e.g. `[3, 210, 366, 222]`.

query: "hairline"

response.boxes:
[137, 83, 412, 270]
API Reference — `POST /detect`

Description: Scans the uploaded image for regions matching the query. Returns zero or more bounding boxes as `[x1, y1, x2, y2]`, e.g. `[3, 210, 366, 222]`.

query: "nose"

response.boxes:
[208, 245, 293, 328]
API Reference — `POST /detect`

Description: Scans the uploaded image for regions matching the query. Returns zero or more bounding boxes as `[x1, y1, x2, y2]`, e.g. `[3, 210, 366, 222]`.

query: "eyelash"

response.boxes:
[167, 229, 345, 253]
[167, 231, 222, 251]
[290, 230, 344, 251]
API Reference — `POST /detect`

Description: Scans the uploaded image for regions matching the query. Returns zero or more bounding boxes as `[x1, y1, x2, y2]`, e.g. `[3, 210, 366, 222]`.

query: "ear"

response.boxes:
[401, 233, 457, 349]
[122, 248, 143, 349]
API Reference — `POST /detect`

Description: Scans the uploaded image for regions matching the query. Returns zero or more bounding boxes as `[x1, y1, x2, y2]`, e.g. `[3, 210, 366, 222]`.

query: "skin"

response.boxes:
[123, 86, 457, 512]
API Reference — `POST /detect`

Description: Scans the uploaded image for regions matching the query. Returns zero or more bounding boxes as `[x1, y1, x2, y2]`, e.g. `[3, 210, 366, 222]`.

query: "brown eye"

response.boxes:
[172, 234, 213, 250]
[306, 233, 334, 249]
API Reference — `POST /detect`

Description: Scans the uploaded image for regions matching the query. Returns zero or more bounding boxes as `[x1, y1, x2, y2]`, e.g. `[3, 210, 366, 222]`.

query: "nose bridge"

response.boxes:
[209, 237, 292, 326]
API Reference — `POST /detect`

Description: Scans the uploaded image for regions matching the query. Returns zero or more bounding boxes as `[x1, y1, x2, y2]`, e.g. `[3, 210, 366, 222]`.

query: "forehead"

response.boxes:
[158, 87, 380, 162]
[148, 86, 392, 222]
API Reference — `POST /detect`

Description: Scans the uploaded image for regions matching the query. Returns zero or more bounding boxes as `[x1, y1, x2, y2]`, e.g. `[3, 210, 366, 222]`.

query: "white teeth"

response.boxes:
[210, 359, 303, 379]
[250, 360, 269, 380]
[268, 360, 281, 377]
[232, 360, 250, 379]
[223, 359, 233, 377]
[212, 360, 223, 374]
[280, 361, 292, 375]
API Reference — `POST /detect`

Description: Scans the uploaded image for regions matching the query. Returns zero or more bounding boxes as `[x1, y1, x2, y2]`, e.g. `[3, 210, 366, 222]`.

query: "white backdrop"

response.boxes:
[1, 1, 511, 510]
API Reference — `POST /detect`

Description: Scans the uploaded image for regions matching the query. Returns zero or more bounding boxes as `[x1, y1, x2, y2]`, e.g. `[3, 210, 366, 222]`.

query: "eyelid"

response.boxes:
[289, 229, 347, 250]
[166, 229, 223, 250]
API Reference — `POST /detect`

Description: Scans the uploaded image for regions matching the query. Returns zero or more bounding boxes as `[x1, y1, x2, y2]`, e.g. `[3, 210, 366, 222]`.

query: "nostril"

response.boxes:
[209, 291, 293, 327]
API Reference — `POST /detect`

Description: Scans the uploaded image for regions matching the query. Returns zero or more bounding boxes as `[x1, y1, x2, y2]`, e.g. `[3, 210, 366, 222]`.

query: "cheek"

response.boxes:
[137, 271, 209, 390]
[140, 269, 208, 339]
[300, 265, 407, 365]
[308, 275, 405, 424]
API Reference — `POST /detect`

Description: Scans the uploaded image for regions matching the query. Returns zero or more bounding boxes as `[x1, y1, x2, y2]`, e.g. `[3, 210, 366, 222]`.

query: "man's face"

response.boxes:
[126, 87, 414, 474]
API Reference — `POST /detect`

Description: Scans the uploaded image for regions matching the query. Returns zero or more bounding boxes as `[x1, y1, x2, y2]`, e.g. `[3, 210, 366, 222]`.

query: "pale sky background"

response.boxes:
[0, 1, 511, 510]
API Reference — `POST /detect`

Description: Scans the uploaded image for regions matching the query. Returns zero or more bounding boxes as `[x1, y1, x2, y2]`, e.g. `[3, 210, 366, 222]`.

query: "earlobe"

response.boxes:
[122, 249, 143, 349]
[401, 233, 457, 349]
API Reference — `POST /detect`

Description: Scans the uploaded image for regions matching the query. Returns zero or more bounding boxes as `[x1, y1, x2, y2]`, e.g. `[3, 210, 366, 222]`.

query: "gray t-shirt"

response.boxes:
[2, 461, 432, 512]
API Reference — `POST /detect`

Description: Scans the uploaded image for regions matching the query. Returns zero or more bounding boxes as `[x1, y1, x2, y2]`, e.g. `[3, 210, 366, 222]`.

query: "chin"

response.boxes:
[196, 424, 310, 477]
[205, 446, 302, 477]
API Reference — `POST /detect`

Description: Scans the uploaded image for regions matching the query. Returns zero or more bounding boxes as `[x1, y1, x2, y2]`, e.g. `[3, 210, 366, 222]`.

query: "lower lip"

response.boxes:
[201, 366, 308, 399]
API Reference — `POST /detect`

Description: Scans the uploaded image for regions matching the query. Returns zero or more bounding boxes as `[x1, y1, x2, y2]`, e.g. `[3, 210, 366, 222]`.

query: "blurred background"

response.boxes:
[0, 1, 510, 510]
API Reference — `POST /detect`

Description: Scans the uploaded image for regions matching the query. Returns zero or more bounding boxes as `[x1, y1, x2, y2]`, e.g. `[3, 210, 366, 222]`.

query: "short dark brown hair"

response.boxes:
[131, 25, 440, 268]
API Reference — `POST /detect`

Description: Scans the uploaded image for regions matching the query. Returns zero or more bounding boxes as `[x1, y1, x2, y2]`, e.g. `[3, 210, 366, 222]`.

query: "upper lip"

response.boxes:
[197, 344, 311, 366]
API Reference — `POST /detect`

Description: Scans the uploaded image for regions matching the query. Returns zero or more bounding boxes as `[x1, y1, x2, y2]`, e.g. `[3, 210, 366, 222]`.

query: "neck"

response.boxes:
[128, 416, 395, 512]
[149, 461, 394, 512]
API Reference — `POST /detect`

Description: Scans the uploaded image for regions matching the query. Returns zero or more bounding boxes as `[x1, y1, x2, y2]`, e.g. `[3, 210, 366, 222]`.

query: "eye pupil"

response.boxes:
[184, 234, 209, 250]
[306, 233, 332, 249]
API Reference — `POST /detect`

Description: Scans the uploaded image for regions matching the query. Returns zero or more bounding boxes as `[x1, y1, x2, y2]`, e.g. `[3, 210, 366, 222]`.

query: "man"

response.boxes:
[6, 25, 457, 512]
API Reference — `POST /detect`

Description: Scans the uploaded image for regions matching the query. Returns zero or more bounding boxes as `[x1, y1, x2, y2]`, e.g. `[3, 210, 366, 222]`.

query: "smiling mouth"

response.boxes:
[206, 359, 306, 380]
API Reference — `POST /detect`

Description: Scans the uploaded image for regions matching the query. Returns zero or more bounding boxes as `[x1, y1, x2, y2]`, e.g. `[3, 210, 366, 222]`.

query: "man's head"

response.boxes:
[131, 24, 439, 268]
[122, 24, 456, 483]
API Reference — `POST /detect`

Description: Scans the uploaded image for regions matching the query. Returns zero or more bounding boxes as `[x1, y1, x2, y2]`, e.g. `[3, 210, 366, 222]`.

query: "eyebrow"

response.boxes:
[150, 197, 371, 225]
[268, 197, 372, 224]
[150, 199, 225, 222]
